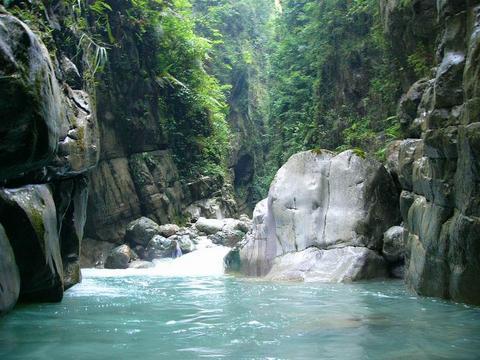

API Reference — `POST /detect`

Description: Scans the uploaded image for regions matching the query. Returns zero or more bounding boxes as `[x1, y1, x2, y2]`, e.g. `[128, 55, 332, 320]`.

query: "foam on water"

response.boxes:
[82, 243, 231, 279]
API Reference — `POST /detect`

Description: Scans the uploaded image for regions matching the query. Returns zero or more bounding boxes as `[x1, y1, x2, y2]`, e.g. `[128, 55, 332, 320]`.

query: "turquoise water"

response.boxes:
[1, 271, 480, 359]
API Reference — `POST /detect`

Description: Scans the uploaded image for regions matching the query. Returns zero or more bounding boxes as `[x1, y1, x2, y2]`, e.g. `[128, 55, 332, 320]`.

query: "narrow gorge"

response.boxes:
[0, 0, 479, 358]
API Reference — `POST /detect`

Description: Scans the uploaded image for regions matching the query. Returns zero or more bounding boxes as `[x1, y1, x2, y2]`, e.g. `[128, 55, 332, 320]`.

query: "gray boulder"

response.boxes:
[265, 247, 388, 282]
[145, 235, 174, 260]
[158, 224, 180, 238]
[231, 150, 400, 282]
[209, 229, 245, 247]
[104, 245, 133, 269]
[0, 224, 20, 315]
[195, 217, 250, 237]
[169, 234, 195, 254]
[129, 260, 154, 269]
[185, 197, 236, 221]
[222, 218, 250, 233]
[382, 226, 406, 263]
[195, 217, 224, 235]
[125, 217, 162, 247]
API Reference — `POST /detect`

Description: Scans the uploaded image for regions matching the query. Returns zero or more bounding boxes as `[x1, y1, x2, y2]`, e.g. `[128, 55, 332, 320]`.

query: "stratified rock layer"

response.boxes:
[389, 0, 480, 304]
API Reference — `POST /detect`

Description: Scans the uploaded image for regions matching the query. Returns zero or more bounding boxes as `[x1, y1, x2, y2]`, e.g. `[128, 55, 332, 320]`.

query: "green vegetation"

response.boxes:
[191, 0, 273, 207]
[4, 0, 431, 205]
[151, 0, 232, 179]
[263, 0, 402, 175]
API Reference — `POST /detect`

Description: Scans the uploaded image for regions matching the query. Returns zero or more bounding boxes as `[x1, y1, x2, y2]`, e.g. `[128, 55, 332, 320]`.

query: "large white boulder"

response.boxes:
[232, 150, 400, 281]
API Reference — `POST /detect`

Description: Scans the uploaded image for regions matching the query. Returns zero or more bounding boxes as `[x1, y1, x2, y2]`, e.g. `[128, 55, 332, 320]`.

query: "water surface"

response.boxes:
[1, 262, 480, 359]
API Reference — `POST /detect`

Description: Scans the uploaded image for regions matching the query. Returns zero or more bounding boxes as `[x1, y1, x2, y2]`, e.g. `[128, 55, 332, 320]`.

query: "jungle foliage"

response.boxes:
[4, 0, 428, 202]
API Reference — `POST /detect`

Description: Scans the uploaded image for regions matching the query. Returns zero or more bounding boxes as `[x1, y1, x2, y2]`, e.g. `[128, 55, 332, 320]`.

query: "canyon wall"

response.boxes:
[0, 8, 98, 313]
[83, 4, 235, 244]
[386, 0, 480, 305]
[0, 1, 237, 314]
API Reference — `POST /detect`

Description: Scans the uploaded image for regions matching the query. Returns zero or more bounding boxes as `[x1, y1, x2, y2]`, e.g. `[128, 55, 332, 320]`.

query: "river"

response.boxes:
[1, 246, 479, 359]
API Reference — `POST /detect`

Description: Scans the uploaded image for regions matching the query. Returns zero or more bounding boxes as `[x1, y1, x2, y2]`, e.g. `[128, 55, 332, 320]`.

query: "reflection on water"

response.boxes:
[1, 272, 480, 359]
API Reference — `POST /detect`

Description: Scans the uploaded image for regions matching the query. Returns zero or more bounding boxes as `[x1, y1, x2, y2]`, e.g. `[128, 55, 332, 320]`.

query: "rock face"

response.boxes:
[231, 150, 400, 281]
[380, 0, 437, 88]
[0, 224, 20, 314]
[82, 2, 237, 244]
[389, 0, 480, 305]
[0, 14, 99, 183]
[0, 186, 64, 302]
[0, 13, 62, 180]
[80, 238, 115, 268]
[0, 10, 98, 313]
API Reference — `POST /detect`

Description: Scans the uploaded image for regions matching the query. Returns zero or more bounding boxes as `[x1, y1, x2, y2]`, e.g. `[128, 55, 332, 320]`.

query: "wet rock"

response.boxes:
[129, 260, 154, 269]
[224, 247, 242, 273]
[85, 158, 142, 243]
[398, 139, 423, 191]
[125, 217, 162, 247]
[128, 150, 184, 224]
[169, 235, 195, 254]
[230, 199, 271, 276]
[397, 1, 480, 305]
[383, 226, 405, 263]
[185, 197, 236, 221]
[398, 78, 430, 136]
[265, 247, 388, 282]
[145, 235, 174, 260]
[0, 14, 98, 183]
[53, 177, 89, 289]
[0, 224, 20, 315]
[195, 218, 224, 235]
[0, 185, 64, 302]
[55, 88, 99, 176]
[233, 150, 399, 281]
[187, 176, 220, 202]
[0, 14, 63, 181]
[80, 238, 115, 268]
[60, 56, 82, 89]
[385, 140, 402, 176]
[158, 224, 180, 238]
[391, 263, 405, 279]
[209, 229, 245, 247]
[434, 51, 465, 108]
[104, 245, 133, 269]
